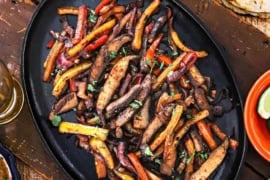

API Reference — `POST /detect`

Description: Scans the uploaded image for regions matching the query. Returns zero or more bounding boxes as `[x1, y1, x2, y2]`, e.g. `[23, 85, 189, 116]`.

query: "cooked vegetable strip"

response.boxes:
[168, 17, 208, 58]
[157, 55, 173, 66]
[52, 61, 92, 97]
[174, 110, 209, 142]
[67, 19, 116, 57]
[57, 7, 78, 15]
[187, 65, 205, 87]
[132, 0, 161, 51]
[145, 33, 164, 67]
[148, 15, 167, 43]
[117, 142, 136, 173]
[84, 34, 109, 52]
[161, 132, 176, 176]
[115, 75, 151, 127]
[190, 138, 229, 180]
[127, 153, 150, 180]
[72, 5, 88, 44]
[150, 105, 183, 151]
[89, 138, 114, 169]
[43, 36, 65, 82]
[113, 170, 134, 180]
[141, 104, 175, 144]
[95, 0, 113, 15]
[133, 97, 150, 129]
[59, 122, 109, 141]
[106, 84, 142, 118]
[94, 153, 107, 179]
[89, 34, 132, 82]
[210, 123, 239, 150]
[184, 138, 195, 180]
[96, 55, 138, 113]
[152, 52, 187, 91]
[197, 120, 217, 150]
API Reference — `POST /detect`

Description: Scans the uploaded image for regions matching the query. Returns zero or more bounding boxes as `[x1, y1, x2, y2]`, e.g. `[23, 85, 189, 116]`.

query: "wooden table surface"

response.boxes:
[0, 0, 269, 179]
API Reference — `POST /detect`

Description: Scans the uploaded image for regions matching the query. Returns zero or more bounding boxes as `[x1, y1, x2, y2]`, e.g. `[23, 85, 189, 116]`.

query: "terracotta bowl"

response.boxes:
[244, 70, 270, 162]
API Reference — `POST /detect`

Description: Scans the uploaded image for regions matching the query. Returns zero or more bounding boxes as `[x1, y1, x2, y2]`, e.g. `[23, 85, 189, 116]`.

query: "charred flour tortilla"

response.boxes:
[218, 0, 270, 18]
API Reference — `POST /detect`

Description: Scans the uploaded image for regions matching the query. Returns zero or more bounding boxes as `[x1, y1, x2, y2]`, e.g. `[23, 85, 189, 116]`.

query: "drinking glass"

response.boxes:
[0, 59, 24, 124]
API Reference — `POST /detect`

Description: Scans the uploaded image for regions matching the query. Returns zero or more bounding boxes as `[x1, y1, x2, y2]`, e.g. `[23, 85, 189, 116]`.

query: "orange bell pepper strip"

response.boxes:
[145, 33, 164, 67]
[157, 54, 173, 66]
[128, 153, 149, 180]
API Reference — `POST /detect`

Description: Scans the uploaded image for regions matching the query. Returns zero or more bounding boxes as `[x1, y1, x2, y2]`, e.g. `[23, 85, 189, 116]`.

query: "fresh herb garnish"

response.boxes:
[197, 151, 209, 160]
[159, 61, 164, 70]
[109, 51, 118, 59]
[144, 146, 154, 157]
[130, 100, 143, 109]
[87, 83, 96, 92]
[89, 9, 97, 23]
[154, 158, 161, 165]
[179, 151, 186, 159]
[170, 90, 175, 97]
[121, 47, 127, 56]
[52, 115, 62, 127]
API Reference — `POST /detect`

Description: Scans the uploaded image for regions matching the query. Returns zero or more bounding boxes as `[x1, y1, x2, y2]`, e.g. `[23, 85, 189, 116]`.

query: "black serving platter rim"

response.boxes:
[21, 0, 247, 179]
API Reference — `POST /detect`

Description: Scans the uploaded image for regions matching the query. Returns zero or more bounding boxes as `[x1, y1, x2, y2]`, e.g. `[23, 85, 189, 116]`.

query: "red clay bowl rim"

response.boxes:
[244, 70, 270, 162]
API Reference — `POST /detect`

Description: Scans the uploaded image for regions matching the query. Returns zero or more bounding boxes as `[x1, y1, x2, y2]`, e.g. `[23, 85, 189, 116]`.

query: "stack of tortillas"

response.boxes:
[217, 0, 270, 37]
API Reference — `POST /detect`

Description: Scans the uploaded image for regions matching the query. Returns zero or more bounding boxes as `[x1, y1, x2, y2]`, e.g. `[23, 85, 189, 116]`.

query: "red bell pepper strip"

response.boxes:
[84, 34, 109, 52]
[69, 78, 77, 92]
[72, 5, 88, 45]
[46, 39, 55, 49]
[95, 0, 113, 15]
[145, 33, 164, 67]
[157, 54, 173, 66]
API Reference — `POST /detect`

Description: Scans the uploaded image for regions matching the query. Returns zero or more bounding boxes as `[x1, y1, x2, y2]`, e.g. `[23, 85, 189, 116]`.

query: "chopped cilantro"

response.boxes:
[52, 115, 62, 127]
[134, 100, 143, 106]
[121, 47, 127, 56]
[144, 146, 154, 157]
[169, 90, 175, 97]
[197, 151, 209, 160]
[154, 158, 161, 165]
[87, 83, 96, 92]
[171, 50, 179, 57]
[186, 156, 193, 164]
[179, 151, 186, 159]
[89, 9, 97, 23]
[130, 102, 140, 109]
[159, 61, 164, 70]
[109, 51, 118, 59]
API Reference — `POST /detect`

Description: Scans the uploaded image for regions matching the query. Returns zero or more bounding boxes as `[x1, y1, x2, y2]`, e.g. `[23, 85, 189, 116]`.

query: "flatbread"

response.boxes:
[230, 0, 270, 13]
[218, 0, 270, 18]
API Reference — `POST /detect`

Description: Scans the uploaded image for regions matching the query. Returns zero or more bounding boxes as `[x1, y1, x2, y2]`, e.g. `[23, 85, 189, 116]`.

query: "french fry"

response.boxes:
[52, 61, 92, 97]
[67, 19, 116, 57]
[132, 0, 161, 51]
[59, 122, 109, 141]
[89, 138, 115, 169]
[150, 105, 183, 151]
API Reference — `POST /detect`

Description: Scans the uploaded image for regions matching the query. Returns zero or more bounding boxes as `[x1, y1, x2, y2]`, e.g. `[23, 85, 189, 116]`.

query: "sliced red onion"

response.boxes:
[57, 52, 74, 70]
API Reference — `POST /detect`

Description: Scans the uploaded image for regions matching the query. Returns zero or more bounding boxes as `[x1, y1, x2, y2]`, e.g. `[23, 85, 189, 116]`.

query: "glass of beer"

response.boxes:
[0, 59, 24, 125]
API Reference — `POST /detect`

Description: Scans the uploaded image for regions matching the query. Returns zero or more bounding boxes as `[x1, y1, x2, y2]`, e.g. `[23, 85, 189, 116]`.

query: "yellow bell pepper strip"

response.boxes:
[89, 138, 115, 169]
[67, 19, 116, 57]
[131, 0, 161, 51]
[168, 17, 208, 58]
[52, 61, 92, 97]
[58, 122, 109, 141]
